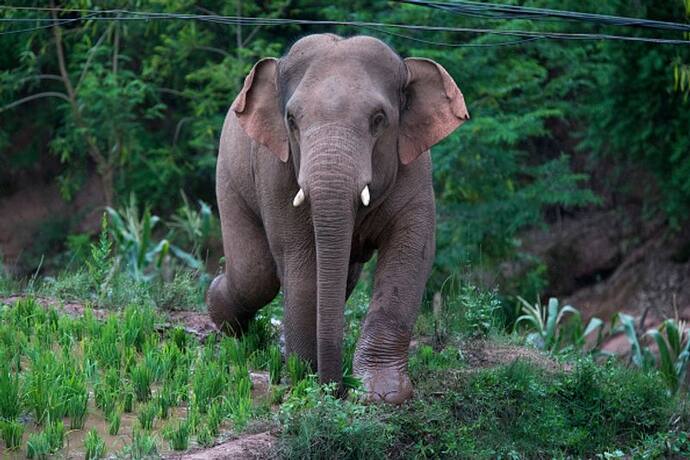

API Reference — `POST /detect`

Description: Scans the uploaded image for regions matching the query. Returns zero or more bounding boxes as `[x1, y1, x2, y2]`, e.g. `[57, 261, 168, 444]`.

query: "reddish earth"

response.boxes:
[169, 431, 277, 460]
[502, 206, 690, 354]
[0, 173, 104, 275]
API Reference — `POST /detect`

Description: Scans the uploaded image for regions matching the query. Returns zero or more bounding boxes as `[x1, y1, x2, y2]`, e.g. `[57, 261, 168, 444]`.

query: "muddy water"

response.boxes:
[0, 400, 196, 458]
[0, 372, 271, 459]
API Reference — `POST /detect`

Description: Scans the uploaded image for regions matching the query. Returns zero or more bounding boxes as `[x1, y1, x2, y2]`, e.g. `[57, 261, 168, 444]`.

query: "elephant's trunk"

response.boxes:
[301, 127, 363, 387]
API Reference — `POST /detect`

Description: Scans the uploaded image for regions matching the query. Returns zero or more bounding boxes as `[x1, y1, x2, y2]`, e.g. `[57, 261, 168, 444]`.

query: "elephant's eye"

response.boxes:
[370, 111, 388, 137]
[287, 114, 298, 132]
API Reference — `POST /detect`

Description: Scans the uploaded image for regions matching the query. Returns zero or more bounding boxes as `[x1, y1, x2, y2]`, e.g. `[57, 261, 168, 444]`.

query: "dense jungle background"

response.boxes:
[1, 1, 690, 458]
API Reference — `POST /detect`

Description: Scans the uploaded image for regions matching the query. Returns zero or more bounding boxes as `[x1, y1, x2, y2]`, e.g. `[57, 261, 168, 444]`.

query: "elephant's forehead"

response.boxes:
[281, 34, 403, 81]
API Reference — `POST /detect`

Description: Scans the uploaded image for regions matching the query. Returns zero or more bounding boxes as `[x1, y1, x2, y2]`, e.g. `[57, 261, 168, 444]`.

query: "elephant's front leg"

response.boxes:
[353, 206, 435, 404]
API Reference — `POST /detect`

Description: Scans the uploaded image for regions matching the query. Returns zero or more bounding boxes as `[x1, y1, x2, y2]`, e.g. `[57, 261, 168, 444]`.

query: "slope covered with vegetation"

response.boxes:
[2, 1, 690, 458]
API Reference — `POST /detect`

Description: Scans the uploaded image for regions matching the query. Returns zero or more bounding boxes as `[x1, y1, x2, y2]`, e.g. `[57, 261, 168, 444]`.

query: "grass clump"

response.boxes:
[26, 432, 50, 459]
[127, 429, 158, 458]
[164, 420, 190, 451]
[84, 428, 106, 459]
[277, 382, 392, 460]
[138, 400, 158, 431]
[1, 419, 24, 450]
[107, 410, 121, 435]
[389, 358, 675, 458]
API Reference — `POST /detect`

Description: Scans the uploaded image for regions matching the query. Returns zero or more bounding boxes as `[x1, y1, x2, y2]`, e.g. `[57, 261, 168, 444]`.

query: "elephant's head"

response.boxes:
[232, 34, 468, 387]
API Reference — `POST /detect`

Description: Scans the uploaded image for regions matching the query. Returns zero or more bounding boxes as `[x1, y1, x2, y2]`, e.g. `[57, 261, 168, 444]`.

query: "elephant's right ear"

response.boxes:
[232, 58, 289, 162]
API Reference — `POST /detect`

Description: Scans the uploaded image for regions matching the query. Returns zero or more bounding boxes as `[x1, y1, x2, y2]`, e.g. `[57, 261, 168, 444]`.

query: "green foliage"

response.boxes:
[137, 400, 157, 431]
[268, 345, 283, 385]
[0, 419, 24, 450]
[286, 354, 312, 385]
[26, 431, 50, 460]
[84, 429, 106, 460]
[127, 429, 158, 459]
[106, 194, 201, 281]
[277, 382, 393, 460]
[390, 358, 674, 458]
[107, 410, 121, 436]
[0, 364, 20, 420]
[581, 0, 690, 225]
[515, 296, 604, 353]
[164, 420, 190, 451]
[616, 314, 690, 394]
[646, 319, 690, 394]
[44, 418, 65, 452]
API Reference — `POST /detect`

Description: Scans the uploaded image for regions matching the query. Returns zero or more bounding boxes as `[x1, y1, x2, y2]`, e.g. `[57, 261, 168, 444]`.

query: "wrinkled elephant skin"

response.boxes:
[207, 34, 469, 403]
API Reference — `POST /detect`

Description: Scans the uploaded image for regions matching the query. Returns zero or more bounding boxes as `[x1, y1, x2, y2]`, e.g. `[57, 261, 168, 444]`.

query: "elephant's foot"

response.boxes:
[355, 366, 413, 404]
[206, 274, 254, 335]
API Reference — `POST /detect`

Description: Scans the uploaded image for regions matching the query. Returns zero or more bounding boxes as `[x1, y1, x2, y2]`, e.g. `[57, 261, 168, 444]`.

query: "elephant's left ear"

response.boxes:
[232, 58, 289, 162]
[399, 58, 469, 165]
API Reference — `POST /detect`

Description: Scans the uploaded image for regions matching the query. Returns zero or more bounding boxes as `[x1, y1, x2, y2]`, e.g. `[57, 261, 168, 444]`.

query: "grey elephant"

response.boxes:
[207, 34, 468, 403]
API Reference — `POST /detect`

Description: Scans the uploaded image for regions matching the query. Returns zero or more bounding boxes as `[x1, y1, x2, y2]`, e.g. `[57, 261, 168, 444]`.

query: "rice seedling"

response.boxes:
[129, 429, 158, 458]
[169, 326, 189, 352]
[227, 371, 253, 429]
[67, 392, 89, 429]
[286, 353, 311, 384]
[88, 317, 122, 369]
[186, 404, 201, 435]
[196, 424, 214, 447]
[220, 336, 247, 368]
[172, 366, 191, 403]
[131, 362, 154, 402]
[45, 417, 65, 452]
[26, 432, 50, 460]
[192, 361, 227, 413]
[142, 344, 163, 383]
[122, 303, 156, 352]
[123, 383, 135, 413]
[94, 383, 117, 416]
[164, 420, 190, 451]
[0, 364, 20, 419]
[107, 410, 121, 436]
[268, 345, 283, 385]
[84, 429, 106, 460]
[0, 419, 24, 450]
[157, 385, 176, 419]
[24, 349, 68, 423]
[138, 400, 157, 431]
[207, 400, 224, 436]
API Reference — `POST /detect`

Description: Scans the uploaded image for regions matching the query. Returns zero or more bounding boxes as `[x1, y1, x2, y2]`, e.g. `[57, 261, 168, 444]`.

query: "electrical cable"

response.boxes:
[0, 5, 689, 46]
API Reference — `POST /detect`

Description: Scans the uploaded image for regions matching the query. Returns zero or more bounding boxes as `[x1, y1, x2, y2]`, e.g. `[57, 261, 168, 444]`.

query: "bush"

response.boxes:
[277, 383, 393, 460]
[389, 358, 675, 458]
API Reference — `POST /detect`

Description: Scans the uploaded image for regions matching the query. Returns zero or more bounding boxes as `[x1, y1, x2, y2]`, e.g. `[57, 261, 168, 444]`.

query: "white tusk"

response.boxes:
[361, 186, 370, 207]
[292, 188, 305, 207]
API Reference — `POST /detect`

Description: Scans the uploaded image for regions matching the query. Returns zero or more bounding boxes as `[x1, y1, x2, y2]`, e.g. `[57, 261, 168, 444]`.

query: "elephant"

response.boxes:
[207, 34, 469, 404]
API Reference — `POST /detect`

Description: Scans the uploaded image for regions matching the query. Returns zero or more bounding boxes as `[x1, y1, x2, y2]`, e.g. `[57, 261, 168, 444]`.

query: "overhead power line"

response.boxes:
[399, 0, 690, 33]
[0, 5, 689, 46]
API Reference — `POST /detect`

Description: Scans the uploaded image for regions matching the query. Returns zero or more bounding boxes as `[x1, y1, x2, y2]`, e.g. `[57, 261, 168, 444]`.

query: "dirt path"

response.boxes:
[167, 431, 277, 460]
[0, 294, 220, 341]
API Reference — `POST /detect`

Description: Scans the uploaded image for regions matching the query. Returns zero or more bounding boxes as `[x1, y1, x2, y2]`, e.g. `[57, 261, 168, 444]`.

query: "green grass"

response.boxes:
[2, 281, 689, 459]
[84, 429, 106, 460]
[0, 419, 24, 450]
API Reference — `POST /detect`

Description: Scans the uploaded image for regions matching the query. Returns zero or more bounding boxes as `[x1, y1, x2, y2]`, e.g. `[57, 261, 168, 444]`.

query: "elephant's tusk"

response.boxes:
[292, 188, 305, 207]
[361, 186, 370, 207]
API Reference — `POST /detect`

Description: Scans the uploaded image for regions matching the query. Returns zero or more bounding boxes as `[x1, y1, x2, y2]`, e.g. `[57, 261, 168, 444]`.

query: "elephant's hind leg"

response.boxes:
[207, 201, 280, 335]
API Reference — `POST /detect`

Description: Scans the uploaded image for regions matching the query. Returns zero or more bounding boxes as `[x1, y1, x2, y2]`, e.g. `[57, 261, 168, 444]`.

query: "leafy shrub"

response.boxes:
[616, 314, 690, 394]
[515, 297, 604, 354]
[390, 358, 674, 458]
[277, 383, 393, 460]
